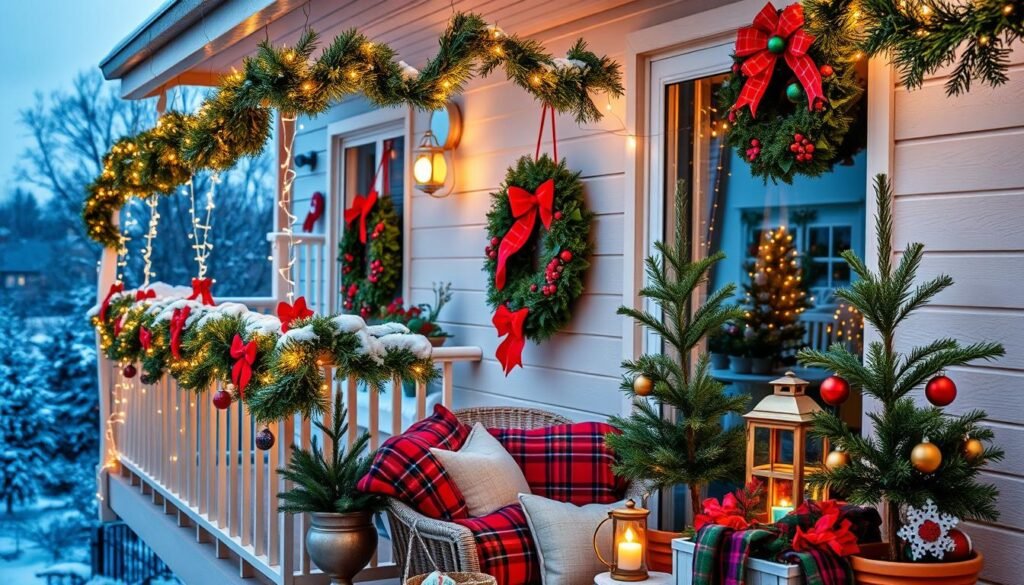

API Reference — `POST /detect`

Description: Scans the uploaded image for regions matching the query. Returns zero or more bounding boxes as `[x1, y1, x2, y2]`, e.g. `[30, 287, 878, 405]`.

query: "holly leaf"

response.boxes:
[779, 158, 794, 174]
[570, 208, 583, 222]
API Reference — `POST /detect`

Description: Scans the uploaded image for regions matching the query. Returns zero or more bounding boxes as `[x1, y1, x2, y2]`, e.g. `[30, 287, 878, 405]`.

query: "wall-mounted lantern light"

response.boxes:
[413, 103, 462, 197]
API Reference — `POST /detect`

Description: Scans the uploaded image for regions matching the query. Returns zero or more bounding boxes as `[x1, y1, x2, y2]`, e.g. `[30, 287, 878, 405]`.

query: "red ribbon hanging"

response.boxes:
[188, 277, 215, 306]
[113, 318, 123, 338]
[135, 288, 156, 302]
[230, 333, 257, 396]
[277, 296, 314, 332]
[99, 282, 124, 322]
[731, 2, 824, 118]
[343, 142, 391, 244]
[139, 326, 153, 351]
[303, 192, 325, 232]
[170, 306, 191, 359]
[494, 179, 555, 290]
[493, 304, 529, 375]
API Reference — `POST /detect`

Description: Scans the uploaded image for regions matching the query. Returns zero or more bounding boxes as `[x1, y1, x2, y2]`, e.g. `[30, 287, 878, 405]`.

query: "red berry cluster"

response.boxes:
[370, 221, 385, 240]
[790, 133, 815, 163]
[531, 250, 573, 296]
[342, 283, 358, 311]
[341, 253, 354, 274]
[746, 138, 761, 162]
[367, 258, 384, 283]
[484, 236, 499, 260]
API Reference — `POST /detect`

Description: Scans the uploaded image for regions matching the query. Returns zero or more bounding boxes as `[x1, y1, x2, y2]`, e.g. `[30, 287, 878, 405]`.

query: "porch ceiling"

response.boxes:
[106, 0, 641, 99]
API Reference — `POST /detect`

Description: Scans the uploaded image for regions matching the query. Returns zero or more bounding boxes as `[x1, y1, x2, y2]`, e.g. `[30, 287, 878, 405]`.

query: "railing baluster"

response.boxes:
[239, 402, 251, 541]
[346, 375, 358, 448]
[199, 392, 209, 516]
[416, 380, 427, 420]
[300, 409, 312, 576]
[187, 393, 197, 507]
[268, 418, 280, 567]
[368, 384, 379, 452]
[443, 361, 454, 409]
[216, 384, 228, 530]
[255, 424, 266, 558]
[278, 416, 295, 583]
[392, 375, 402, 437]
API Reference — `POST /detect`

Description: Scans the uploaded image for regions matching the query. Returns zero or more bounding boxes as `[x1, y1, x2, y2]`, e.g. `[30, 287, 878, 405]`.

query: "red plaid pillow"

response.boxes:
[454, 503, 540, 585]
[357, 404, 471, 520]
[490, 422, 626, 505]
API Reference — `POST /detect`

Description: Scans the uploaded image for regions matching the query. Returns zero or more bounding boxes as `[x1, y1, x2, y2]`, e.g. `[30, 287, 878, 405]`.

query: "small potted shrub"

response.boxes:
[278, 392, 384, 585]
[708, 324, 736, 370]
[383, 282, 453, 347]
[729, 334, 753, 374]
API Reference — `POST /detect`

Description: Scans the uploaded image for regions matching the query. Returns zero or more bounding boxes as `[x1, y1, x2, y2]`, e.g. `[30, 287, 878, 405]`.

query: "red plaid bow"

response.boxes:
[230, 334, 257, 396]
[277, 296, 314, 332]
[792, 510, 860, 557]
[344, 190, 378, 244]
[170, 306, 191, 359]
[188, 277, 215, 306]
[493, 304, 529, 375]
[732, 2, 824, 117]
[495, 179, 555, 290]
[139, 326, 153, 351]
[135, 288, 156, 302]
[303, 191, 325, 232]
[99, 282, 124, 322]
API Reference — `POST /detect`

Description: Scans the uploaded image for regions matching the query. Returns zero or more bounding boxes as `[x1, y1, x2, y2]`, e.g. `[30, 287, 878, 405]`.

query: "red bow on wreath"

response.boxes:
[277, 296, 314, 332]
[139, 326, 153, 351]
[344, 190, 378, 244]
[170, 306, 191, 359]
[732, 2, 824, 117]
[135, 288, 156, 302]
[188, 277, 215, 306]
[495, 179, 555, 291]
[99, 282, 124, 323]
[303, 191, 325, 232]
[493, 304, 529, 375]
[230, 334, 257, 396]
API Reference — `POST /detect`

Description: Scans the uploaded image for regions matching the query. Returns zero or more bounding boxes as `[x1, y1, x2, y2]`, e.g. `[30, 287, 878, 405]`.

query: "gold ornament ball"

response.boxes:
[633, 375, 654, 396]
[825, 449, 851, 469]
[911, 441, 942, 474]
[962, 438, 984, 462]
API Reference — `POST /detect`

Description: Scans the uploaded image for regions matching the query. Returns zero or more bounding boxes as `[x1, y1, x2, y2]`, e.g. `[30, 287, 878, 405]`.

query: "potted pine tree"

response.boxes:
[278, 392, 384, 585]
[798, 175, 1005, 584]
[606, 181, 748, 572]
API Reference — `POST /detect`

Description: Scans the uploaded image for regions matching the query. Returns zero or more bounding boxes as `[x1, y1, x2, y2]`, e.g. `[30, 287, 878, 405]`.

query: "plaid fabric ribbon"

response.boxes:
[494, 179, 554, 291]
[731, 2, 824, 117]
[692, 524, 776, 585]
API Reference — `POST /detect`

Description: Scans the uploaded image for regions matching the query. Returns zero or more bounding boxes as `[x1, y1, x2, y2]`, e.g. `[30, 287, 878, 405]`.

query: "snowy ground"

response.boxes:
[0, 497, 92, 584]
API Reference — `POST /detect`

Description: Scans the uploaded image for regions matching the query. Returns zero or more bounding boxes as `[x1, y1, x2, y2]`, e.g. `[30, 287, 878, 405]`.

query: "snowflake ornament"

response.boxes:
[897, 499, 959, 561]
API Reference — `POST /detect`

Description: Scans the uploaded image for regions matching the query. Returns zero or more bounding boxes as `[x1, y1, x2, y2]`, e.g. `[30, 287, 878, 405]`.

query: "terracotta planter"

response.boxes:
[850, 543, 984, 585]
[647, 528, 682, 573]
[428, 336, 448, 347]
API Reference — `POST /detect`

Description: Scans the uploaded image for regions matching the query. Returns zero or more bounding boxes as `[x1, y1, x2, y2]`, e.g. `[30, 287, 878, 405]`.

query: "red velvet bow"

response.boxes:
[343, 190, 378, 244]
[139, 326, 153, 351]
[99, 282, 124, 322]
[277, 296, 314, 332]
[694, 493, 753, 531]
[230, 334, 257, 396]
[170, 306, 191, 359]
[135, 288, 156, 302]
[492, 305, 529, 375]
[731, 2, 824, 117]
[792, 511, 860, 557]
[495, 179, 555, 290]
[303, 191, 325, 232]
[188, 277, 215, 306]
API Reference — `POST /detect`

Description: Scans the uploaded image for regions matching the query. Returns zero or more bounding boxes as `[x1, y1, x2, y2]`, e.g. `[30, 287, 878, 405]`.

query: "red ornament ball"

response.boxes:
[255, 428, 276, 451]
[212, 389, 232, 410]
[945, 528, 973, 562]
[560, 250, 573, 262]
[122, 364, 137, 378]
[820, 375, 850, 406]
[925, 375, 957, 406]
[820, 64, 834, 77]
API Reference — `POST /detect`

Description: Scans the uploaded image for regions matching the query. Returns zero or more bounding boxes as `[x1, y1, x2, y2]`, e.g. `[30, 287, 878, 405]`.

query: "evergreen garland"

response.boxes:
[605, 181, 747, 523]
[798, 175, 1006, 561]
[483, 155, 592, 342]
[339, 195, 402, 318]
[83, 13, 623, 248]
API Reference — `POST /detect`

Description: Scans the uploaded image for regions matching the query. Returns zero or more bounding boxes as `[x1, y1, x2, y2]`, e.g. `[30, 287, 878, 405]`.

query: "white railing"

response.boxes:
[104, 344, 482, 584]
[267, 232, 331, 314]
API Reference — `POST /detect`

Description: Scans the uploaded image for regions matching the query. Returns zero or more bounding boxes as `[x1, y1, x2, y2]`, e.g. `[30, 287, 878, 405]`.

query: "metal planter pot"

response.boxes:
[306, 511, 378, 585]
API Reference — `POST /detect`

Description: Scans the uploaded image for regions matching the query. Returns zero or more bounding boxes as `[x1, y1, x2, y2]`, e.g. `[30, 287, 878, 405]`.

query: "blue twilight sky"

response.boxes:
[0, 0, 165, 198]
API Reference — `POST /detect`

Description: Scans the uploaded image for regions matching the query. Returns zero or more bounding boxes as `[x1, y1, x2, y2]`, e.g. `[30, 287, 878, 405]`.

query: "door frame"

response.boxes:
[326, 107, 413, 313]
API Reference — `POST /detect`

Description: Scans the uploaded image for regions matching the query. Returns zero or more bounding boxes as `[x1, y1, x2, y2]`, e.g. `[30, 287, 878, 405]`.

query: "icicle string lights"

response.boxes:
[277, 114, 299, 301]
[141, 194, 160, 287]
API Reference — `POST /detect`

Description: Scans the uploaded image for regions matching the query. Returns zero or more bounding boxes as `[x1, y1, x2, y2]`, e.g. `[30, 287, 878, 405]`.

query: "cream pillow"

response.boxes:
[518, 493, 625, 585]
[430, 422, 531, 516]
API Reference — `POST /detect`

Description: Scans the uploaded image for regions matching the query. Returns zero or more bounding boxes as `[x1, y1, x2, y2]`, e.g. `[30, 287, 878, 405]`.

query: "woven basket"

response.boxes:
[402, 521, 496, 585]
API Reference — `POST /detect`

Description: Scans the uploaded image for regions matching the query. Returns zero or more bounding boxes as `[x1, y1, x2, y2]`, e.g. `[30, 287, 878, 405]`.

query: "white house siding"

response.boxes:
[890, 52, 1024, 584]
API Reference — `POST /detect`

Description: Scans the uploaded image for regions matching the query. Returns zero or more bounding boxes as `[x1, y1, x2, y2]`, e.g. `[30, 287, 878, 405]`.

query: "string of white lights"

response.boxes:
[97, 363, 129, 502]
[276, 113, 300, 301]
[185, 173, 219, 278]
[141, 194, 160, 287]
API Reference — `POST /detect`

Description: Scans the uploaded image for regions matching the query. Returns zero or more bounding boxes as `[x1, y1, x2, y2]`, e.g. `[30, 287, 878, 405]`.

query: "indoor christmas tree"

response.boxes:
[798, 175, 1005, 563]
[606, 182, 747, 521]
[742, 225, 809, 362]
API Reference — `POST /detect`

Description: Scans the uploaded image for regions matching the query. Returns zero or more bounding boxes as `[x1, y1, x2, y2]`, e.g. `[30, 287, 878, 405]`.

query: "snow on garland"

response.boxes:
[90, 282, 436, 423]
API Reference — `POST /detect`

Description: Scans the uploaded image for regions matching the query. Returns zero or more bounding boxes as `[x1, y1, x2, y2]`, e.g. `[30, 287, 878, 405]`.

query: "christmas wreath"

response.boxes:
[339, 149, 401, 318]
[483, 152, 592, 374]
[718, 1, 864, 183]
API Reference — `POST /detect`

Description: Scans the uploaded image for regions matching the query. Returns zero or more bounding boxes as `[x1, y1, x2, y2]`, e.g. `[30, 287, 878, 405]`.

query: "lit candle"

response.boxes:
[617, 527, 643, 571]
[770, 498, 794, 523]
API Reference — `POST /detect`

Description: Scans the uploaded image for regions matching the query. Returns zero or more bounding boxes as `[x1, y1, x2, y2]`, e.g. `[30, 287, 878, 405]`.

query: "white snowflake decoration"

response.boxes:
[897, 499, 959, 561]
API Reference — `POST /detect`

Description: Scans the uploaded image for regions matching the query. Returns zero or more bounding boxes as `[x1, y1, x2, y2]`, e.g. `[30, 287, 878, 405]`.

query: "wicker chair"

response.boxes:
[384, 406, 648, 579]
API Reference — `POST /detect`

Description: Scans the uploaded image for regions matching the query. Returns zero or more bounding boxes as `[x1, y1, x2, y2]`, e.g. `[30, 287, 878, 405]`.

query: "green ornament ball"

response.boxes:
[767, 36, 786, 54]
[786, 82, 804, 102]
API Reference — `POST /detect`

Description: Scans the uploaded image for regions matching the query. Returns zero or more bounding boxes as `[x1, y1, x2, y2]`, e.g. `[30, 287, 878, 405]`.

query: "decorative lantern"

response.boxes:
[413, 103, 462, 197]
[744, 371, 829, 522]
[593, 499, 649, 581]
